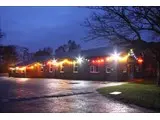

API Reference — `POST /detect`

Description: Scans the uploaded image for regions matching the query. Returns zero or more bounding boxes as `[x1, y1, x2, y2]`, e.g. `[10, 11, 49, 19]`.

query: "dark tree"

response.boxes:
[55, 40, 81, 54]
[0, 45, 17, 73]
[34, 47, 53, 57]
[83, 6, 160, 85]
[0, 28, 4, 41]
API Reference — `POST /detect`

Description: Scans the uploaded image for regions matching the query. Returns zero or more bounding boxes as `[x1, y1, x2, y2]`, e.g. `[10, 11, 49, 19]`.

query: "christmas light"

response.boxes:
[101, 59, 104, 62]
[106, 57, 111, 61]
[52, 59, 57, 65]
[137, 57, 143, 64]
[9, 67, 15, 70]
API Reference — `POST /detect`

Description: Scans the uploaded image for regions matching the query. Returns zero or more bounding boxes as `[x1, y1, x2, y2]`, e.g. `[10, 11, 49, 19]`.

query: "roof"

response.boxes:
[15, 55, 53, 67]
[14, 46, 129, 67]
[55, 46, 128, 59]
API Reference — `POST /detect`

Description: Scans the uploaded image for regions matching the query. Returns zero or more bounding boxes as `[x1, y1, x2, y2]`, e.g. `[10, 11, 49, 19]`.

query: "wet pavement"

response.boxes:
[0, 77, 153, 113]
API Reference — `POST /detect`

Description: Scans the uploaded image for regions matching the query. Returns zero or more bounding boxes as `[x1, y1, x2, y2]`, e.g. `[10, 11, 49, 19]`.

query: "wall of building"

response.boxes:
[10, 57, 153, 81]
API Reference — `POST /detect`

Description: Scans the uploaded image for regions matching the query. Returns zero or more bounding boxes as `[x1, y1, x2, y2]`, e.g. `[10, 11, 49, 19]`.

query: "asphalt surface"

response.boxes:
[0, 77, 153, 113]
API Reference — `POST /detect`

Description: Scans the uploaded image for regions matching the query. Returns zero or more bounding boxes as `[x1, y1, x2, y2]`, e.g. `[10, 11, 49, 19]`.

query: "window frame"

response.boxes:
[106, 67, 112, 73]
[60, 63, 64, 73]
[49, 64, 53, 73]
[105, 64, 115, 73]
[40, 66, 44, 72]
[90, 65, 99, 73]
[73, 63, 79, 73]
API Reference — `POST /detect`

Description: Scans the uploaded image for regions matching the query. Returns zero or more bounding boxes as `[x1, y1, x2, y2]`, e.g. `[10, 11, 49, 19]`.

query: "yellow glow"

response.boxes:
[106, 57, 111, 61]
[16, 67, 19, 69]
[38, 63, 42, 66]
[107, 53, 129, 63]
[30, 66, 34, 69]
[119, 54, 129, 62]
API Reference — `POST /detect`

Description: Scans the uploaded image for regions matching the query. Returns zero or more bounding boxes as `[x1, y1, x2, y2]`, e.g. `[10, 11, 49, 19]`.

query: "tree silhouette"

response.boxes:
[55, 40, 81, 54]
[83, 7, 160, 85]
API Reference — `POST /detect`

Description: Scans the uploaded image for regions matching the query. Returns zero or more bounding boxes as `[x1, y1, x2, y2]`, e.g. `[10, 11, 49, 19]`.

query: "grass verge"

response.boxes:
[97, 83, 160, 112]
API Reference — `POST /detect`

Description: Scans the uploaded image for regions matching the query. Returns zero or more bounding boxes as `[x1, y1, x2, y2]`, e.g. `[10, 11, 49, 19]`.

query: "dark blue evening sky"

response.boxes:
[0, 6, 107, 52]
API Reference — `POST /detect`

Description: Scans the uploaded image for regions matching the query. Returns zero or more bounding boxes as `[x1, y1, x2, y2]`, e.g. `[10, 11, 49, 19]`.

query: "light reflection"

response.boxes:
[17, 78, 29, 82]
[109, 91, 122, 95]
[105, 82, 127, 87]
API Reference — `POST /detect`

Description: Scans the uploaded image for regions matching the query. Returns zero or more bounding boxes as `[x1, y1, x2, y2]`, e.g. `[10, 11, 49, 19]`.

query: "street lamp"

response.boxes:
[111, 51, 120, 81]
[111, 51, 120, 61]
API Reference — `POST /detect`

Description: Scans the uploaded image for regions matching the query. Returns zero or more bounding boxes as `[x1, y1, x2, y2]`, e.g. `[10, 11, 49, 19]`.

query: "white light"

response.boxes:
[52, 59, 57, 65]
[111, 51, 120, 61]
[109, 91, 122, 95]
[76, 56, 84, 64]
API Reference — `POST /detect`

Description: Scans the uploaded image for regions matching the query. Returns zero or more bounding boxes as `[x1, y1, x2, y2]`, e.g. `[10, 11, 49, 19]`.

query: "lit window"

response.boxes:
[73, 63, 78, 73]
[41, 67, 44, 72]
[60, 63, 64, 73]
[90, 65, 99, 73]
[49, 64, 53, 73]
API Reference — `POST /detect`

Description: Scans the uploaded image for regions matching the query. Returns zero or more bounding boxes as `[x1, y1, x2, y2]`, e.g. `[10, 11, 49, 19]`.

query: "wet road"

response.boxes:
[0, 77, 152, 113]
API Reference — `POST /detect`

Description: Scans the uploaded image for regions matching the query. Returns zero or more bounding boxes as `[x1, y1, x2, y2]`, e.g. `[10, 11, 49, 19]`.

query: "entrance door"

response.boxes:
[128, 64, 135, 80]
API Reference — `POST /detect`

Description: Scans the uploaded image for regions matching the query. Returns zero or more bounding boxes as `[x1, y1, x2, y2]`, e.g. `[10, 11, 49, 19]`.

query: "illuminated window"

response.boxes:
[60, 63, 64, 73]
[90, 65, 99, 73]
[49, 64, 53, 73]
[73, 63, 78, 73]
[41, 67, 44, 72]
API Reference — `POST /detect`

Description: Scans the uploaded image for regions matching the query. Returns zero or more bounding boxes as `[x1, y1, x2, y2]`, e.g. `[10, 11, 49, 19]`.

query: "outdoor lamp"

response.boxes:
[76, 56, 83, 64]
[111, 51, 120, 61]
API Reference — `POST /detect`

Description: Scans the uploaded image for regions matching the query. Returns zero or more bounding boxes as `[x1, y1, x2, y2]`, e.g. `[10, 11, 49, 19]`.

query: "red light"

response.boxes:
[92, 60, 95, 63]
[138, 58, 143, 64]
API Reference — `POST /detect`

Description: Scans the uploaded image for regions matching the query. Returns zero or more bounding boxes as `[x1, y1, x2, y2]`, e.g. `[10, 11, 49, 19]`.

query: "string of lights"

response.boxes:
[9, 49, 143, 71]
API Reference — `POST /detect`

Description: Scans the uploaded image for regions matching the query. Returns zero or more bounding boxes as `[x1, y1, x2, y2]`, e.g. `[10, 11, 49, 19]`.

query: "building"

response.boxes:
[9, 47, 154, 81]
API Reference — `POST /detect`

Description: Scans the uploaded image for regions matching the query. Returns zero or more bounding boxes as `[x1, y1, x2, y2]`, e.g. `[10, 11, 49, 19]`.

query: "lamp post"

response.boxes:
[111, 51, 120, 81]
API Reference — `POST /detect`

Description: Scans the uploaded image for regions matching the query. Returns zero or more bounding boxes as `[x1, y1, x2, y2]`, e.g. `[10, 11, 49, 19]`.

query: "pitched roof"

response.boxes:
[14, 46, 129, 67]
[15, 55, 53, 67]
[55, 46, 128, 59]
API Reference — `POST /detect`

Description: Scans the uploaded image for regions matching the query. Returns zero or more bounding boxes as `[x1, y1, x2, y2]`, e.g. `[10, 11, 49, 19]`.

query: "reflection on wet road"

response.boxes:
[0, 77, 152, 113]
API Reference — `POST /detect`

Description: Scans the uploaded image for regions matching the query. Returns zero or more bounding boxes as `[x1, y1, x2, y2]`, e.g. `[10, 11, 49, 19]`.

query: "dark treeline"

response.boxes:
[0, 40, 80, 73]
